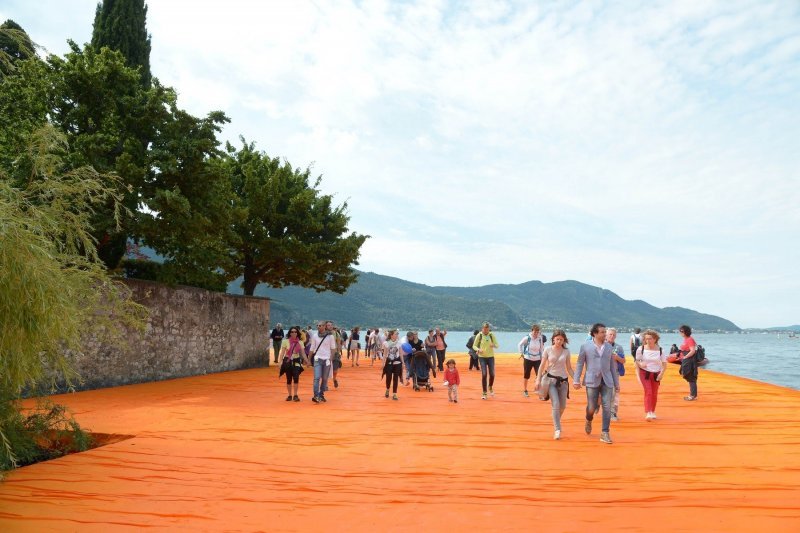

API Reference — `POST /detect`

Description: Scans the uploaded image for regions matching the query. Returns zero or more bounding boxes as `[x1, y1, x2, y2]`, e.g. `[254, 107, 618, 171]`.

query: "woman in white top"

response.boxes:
[518, 324, 546, 398]
[535, 329, 575, 440]
[635, 329, 667, 420]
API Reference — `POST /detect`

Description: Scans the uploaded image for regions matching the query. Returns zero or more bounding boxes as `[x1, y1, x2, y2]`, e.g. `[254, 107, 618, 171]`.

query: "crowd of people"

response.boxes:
[268, 321, 702, 443]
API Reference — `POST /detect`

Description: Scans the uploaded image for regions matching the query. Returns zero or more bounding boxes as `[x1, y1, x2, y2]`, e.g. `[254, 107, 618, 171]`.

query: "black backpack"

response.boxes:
[695, 345, 706, 363]
[466, 336, 475, 350]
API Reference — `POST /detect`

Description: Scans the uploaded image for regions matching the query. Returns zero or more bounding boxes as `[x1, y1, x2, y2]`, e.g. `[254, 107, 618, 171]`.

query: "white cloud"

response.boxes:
[3, 0, 799, 327]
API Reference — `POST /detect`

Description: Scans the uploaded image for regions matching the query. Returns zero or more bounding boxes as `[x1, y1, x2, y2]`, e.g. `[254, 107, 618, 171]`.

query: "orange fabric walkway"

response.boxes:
[1, 353, 799, 532]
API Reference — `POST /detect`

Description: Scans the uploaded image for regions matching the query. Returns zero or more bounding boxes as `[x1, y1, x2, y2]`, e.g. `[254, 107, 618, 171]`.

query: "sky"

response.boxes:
[2, 0, 799, 328]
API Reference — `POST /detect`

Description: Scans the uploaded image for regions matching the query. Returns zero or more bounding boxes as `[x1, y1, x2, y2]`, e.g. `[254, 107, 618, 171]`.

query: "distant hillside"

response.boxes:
[233, 271, 528, 330]
[432, 280, 740, 331]
[766, 325, 800, 332]
[228, 271, 740, 331]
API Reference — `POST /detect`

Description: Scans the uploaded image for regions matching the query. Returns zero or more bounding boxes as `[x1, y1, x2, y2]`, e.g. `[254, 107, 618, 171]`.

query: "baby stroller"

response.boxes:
[411, 350, 436, 391]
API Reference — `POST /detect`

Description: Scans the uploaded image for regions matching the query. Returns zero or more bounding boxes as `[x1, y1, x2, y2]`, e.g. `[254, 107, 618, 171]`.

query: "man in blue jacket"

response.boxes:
[573, 323, 620, 444]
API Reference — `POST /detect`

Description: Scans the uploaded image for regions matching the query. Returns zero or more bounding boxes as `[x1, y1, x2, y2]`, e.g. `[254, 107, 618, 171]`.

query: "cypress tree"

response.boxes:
[0, 19, 36, 76]
[91, 0, 152, 87]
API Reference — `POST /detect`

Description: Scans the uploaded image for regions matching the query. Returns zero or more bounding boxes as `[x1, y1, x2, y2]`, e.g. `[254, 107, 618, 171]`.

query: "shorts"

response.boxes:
[523, 358, 541, 379]
[349, 340, 360, 350]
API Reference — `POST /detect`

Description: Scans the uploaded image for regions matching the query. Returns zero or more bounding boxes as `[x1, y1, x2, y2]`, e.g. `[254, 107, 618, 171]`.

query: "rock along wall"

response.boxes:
[66, 279, 270, 391]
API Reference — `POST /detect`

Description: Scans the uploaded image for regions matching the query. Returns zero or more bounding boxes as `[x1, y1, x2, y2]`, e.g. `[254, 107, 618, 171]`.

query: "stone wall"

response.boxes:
[66, 279, 270, 391]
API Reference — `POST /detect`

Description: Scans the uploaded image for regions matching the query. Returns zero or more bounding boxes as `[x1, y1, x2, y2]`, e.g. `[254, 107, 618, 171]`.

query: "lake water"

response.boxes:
[432, 331, 800, 390]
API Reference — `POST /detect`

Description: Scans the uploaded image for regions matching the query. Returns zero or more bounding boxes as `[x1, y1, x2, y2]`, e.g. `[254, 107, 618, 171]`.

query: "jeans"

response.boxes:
[585, 383, 614, 433]
[313, 358, 332, 397]
[549, 380, 568, 431]
[403, 354, 414, 380]
[689, 380, 697, 397]
[479, 357, 496, 393]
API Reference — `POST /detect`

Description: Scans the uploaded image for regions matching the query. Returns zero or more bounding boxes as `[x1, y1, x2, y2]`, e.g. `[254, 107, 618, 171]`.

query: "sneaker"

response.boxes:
[584, 419, 592, 435]
[482, 393, 487, 400]
[293, 395, 300, 402]
[286, 395, 292, 401]
[334, 379, 339, 389]
[645, 412, 652, 420]
[650, 412, 658, 419]
[523, 390, 529, 398]
[319, 395, 327, 403]
[489, 388, 495, 397]
[554, 430, 561, 440]
[312, 396, 319, 404]
[684, 396, 697, 401]
[600, 432, 613, 444]
[385, 389, 390, 398]
[392, 394, 398, 401]
[611, 415, 619, 422]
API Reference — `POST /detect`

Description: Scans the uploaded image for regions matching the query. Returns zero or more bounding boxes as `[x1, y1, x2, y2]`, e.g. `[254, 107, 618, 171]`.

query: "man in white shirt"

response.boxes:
[310, 321, 337, 403]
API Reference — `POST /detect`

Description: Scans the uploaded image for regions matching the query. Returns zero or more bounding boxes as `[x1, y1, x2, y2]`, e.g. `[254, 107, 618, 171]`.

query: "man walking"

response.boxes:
[573, 323, 620, 444]
[270, 323, 285, 366]
[630, 327, 642, 358]
[310, 321, 337, 403]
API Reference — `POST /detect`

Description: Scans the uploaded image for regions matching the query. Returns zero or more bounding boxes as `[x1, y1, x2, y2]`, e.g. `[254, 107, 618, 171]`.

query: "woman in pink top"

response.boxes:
[444, 359, 460, 403]
[678, 325, 699, 401]
[634, 330, 667, 420]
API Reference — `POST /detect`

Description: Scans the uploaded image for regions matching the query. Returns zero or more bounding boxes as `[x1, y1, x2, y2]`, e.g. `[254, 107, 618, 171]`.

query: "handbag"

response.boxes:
[536, 373, 553, 401]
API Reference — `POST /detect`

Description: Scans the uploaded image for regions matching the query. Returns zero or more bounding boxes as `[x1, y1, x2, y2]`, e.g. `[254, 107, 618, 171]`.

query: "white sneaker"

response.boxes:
[645, 412, 653, 420]
[650, 412, 657, 420]
[554, 430, 561, 440]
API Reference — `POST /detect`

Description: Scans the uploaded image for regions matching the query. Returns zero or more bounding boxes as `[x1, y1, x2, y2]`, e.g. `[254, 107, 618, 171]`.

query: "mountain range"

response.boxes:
[231, 270, 740, 332]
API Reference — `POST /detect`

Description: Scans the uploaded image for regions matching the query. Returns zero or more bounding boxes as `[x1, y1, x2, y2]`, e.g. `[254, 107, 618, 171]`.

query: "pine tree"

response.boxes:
[91, 0, 152, 87]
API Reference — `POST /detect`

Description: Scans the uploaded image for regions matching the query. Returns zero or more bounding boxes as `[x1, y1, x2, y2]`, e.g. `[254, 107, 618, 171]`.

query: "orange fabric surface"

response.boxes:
[2, 353, 799, 532]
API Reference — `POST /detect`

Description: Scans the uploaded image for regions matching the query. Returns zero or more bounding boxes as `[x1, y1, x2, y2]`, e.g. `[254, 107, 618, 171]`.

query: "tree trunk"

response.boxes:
[242, 254, 258, 296]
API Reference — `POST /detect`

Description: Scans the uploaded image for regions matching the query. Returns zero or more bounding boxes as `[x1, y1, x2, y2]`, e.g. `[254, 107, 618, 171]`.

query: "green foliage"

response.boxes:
[0, 395, 92, 471]
[91, 0, 152, 87]
[139, 106, 233, 291]
[220, 139, 368, 296]
[120, 257, 161, 281]
[0, 125, 146, 468]
[0, 19, 36, 76]
[256, 271, 740, 331]
[247, 271, 529, 330]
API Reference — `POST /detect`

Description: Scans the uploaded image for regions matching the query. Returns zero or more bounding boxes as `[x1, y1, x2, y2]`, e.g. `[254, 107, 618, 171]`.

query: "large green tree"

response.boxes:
[91, 0, 151, 87]
[219, 140, 368, 296]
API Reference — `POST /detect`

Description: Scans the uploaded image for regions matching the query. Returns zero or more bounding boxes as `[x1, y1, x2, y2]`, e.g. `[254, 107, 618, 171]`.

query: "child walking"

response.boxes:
[444, 359, 461, 403]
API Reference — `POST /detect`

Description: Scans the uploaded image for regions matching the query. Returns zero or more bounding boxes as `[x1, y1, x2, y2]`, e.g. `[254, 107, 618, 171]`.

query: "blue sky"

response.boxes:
[3, 0, 799, 328]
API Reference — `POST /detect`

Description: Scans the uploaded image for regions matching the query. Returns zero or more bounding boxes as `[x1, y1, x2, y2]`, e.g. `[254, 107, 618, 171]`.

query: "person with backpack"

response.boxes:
[466, 330, 480, 371]
[630, 328, 642, 357]
[634, 330, 667, 420]
[474, 322, 499, 400]
[518, 324, 546, 398]
[310, 321, 337, 403]
[678, 324, 699, 401]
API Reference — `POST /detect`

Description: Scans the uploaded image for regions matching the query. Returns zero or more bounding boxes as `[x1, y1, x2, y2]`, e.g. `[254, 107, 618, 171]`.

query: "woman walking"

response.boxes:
[349, 327, 361, 364]
[474, 322, 499, 400]
[535, 330, 574, 440]
[635, 330, 667, 419]
[518, 324, 545, 398]
[382, 330, 403, 400]
[678, 325, 699, 401]
[279, 326, 310, 402]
